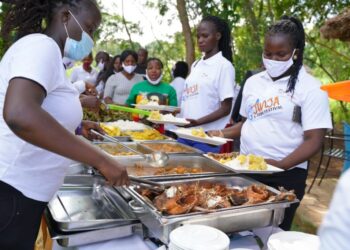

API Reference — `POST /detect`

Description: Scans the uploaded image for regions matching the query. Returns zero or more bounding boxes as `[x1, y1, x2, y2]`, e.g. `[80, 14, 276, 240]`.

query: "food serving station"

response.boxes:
[45, 112, 297, 249]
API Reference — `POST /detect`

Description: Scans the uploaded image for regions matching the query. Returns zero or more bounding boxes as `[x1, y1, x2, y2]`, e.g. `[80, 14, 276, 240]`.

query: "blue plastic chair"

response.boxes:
[343, 122, 350, 172]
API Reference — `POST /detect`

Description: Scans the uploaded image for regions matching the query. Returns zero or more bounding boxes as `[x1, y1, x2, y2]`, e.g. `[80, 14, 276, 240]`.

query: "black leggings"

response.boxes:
[248, 168, 307, 231]
[0, 181, 47, 250]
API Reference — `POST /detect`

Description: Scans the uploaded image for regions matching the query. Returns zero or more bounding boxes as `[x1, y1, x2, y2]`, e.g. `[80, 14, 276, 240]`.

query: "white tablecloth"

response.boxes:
[53, 226, 282, 250]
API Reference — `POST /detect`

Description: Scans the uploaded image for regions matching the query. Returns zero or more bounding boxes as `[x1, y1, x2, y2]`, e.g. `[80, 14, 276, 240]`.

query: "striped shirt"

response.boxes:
[103, 72, 144, 104]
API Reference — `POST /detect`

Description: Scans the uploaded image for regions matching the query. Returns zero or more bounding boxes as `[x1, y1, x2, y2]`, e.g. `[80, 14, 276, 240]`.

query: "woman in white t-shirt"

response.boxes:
[70, 53, 99, 85]
[179, 16, 236, 153]
[209, 16, 332, 230]
[0, 1, 128, 249]
[103, 50, 144, 104]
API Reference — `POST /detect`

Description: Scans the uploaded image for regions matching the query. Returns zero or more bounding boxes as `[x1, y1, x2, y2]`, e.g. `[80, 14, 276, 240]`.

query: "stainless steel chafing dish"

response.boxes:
[124, 175, 298, 244]
[117, 155, 234, 179]
[45, 174, 144, 247]
[138, 141, 203, 154]
[93, 141, 150, 157]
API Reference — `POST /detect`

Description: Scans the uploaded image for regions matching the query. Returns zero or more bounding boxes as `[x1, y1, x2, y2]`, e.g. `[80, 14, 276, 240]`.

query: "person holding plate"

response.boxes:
[178, 15, 237, 153]
[208, 16, 332, 230]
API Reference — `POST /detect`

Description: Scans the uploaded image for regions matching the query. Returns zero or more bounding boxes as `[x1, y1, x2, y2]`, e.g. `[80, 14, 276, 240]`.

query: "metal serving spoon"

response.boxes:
[91, 130, 169, 167]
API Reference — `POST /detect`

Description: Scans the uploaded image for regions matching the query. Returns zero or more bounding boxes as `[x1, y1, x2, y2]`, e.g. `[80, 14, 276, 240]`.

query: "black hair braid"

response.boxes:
[267, 16, 305, 93]
[201, 15, 233, 63]
[1, 0, 95, 41]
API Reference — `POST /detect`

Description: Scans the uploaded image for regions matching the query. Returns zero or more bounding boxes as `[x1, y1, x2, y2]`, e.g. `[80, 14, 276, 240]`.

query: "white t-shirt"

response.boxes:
[70, 65, 98, 85]
[318, 169, 350, 250]
[0, 34, 83, 202]
[180, 52, 236, 131]
[239, 67, 332, 169]
[170, 77, 186, 106]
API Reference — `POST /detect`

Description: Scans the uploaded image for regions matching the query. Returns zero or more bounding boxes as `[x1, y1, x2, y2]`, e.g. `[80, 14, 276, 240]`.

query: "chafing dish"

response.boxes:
[118, 155, 234, 179]
[47, 185, 138, 232]
[124, 175, 297, 244]
[139, 141, 203, 154]
[45, 209, 143, 247]
[93, 141, 149, 157]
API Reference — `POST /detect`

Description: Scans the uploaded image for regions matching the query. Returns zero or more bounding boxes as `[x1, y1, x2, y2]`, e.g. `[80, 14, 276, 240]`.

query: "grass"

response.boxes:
[291, 212, 317, 234]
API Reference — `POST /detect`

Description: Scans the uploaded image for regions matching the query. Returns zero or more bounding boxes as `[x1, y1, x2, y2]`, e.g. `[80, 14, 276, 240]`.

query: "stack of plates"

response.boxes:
[267, 231, 320, 250]
[169, 225, 230, 250]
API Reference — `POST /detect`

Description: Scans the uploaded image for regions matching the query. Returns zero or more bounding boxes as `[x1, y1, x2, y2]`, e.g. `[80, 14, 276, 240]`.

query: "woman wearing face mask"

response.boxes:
[209, 16, 332, 230]
[125, 58, 177, 107]
[0, 1, 129, 248]
[178, 16, 236, 153]
[103, 50, 143, 105]
[95, 51, 110, 72]
[95, 55, 122, 97]
[70, 52, 99, 85]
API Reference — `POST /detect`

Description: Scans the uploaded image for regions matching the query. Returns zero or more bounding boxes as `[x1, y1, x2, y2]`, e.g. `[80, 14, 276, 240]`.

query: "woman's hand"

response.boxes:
[84, 83, 98, 96]
[207, 130, 224, 138]
[183, 118, 200, 128]
[265, 159, 286, 170]
[80, 121, 105, 141]
[80, 95, 101, 111]
[97, 157, 130, 186]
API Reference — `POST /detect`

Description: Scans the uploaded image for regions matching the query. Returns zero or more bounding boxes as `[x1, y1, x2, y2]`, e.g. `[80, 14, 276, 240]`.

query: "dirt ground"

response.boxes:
[293, 124, 346, 234]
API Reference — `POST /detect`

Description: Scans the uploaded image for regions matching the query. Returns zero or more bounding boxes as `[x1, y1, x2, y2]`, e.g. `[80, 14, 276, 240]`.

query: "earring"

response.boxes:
[293, 55, 297, 60]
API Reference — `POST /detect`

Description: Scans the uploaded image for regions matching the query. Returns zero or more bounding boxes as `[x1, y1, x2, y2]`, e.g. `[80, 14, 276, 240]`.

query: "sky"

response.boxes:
[100, 0, 183, 46]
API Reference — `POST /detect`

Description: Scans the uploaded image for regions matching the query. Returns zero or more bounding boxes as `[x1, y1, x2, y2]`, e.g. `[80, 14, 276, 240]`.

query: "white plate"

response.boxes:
[172, 129, 232, 146]
[147, 118, 190, 126]
[204, 154, 283, 174]
[268, 231, 320, 250]
[133, 104, 180, 112]
[102, 121, 149, 131]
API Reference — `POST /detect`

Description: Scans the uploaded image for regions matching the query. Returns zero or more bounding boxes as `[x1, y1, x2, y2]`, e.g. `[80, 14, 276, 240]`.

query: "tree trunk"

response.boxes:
[176, 0, 195, 66]
[242, 0, 261, 46]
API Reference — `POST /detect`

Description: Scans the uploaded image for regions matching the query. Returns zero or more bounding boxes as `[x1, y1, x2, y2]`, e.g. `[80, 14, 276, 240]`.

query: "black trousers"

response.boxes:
[248, 167, 307, 231]
[0, 181, 47, 250]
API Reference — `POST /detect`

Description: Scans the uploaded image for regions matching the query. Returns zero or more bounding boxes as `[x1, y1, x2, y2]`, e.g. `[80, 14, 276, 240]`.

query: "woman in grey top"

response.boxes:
[104, 50, 143, 104]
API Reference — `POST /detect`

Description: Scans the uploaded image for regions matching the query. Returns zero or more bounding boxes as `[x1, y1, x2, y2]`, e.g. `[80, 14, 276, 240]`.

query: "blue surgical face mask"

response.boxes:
[64, 10, 94, 61]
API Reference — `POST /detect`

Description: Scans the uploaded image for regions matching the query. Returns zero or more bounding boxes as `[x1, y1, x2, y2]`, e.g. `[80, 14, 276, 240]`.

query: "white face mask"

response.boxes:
[146, 71, 163, 85]
[122, 63, 137, 74]
[97, 60, 104, 70]
[262, 49, 296, 78]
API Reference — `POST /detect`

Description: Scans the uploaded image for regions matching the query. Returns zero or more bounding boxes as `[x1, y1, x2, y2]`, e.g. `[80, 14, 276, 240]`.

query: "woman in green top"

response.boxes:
[125, 58, 178, 107]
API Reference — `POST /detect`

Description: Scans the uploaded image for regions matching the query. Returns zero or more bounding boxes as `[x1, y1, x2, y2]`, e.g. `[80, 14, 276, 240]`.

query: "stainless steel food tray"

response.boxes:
[45, 209, 143, 247]
[139, 141, 203, 154]
[124, 175, 298, 244]
[47, 185, 138, 232]
[93, 141, 150, 157]
[118, 155, 234, 179]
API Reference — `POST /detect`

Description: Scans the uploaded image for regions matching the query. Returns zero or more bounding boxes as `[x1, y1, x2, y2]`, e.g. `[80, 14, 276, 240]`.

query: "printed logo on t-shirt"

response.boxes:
[135, 92, 169, 105]
[182, 83, 199, 101]
[246, 96, 282, 120]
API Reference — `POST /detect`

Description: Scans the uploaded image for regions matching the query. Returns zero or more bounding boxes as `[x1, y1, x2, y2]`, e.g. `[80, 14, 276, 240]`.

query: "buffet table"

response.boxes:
[53, 226, 282, 250]
[46, 127, 294, 250]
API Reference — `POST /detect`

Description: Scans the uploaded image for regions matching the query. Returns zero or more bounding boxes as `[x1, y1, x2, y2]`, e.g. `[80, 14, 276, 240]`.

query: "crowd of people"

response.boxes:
[0, 0, 345, 250]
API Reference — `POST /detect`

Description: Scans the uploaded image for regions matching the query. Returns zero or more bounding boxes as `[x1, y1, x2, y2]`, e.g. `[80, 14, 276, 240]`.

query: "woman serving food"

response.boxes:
[209, 16, 332, 230]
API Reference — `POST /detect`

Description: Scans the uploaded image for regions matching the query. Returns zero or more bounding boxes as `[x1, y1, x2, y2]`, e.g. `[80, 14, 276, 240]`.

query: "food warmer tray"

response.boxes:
[138, 141, 203, 155]
[47, 185, 139, 232]
[93, 141, 150, 157]
[44, 209, 143, 247]
[124, 175, 298, 244]
[117, 155, 235, 180]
